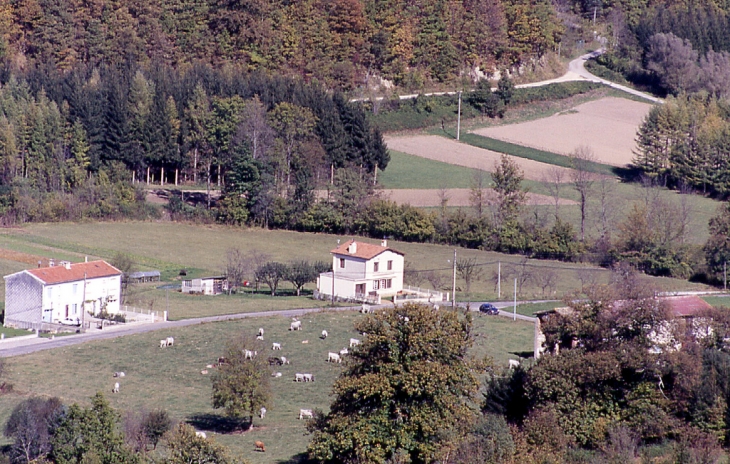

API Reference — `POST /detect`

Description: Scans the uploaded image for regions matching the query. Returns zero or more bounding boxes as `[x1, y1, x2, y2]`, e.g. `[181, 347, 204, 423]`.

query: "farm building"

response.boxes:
[317, 239, 404, 303]
[128, 270, 161, 283]
[3, 260, 122, 329]
[181, 276, 228, 295]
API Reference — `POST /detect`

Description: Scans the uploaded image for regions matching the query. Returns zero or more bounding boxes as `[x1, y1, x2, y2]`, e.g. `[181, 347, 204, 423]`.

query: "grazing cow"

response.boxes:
[508, 359, 520, 369]
[166, 337, 174, 347]
[272, 372, 282, 377]
[303, 373, 314, 382]
[280, 356, 289, 365]
[349, 338, 360, 348]
[195, 431, 207, 439]
[254, 441, 266, 452]
[258, 328, 264, 337]
[113, 382, 119, 393]
[113, 372, 125, 378]
[299, 409, 313, 420]
[295, 373, 305, 382]
[327, 352, 341, 363]
[272, 342, 281, 350]
[290, 321, 302, 331]
[301, 340, 309, 344]
[160, 339, 167, 348]
[260, 407, 267, 419]
[321, 330, 328, 339]
[339, 348, 349, 356]
[206, 364, 214, 369]
[256, 335, 264, 341]
[244, 350, 257, 360]
[268, 357, 282, 366]
[217, 357, 228, 366]
[361, 304, 371, 314]
[201, 370, 208, 375]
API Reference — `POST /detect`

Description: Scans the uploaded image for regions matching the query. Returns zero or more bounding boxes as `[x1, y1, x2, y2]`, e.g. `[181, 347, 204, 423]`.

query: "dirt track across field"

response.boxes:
[384, 135, 575, 182]
[473, 97, 653, 167]
[379, 189, 577, 207]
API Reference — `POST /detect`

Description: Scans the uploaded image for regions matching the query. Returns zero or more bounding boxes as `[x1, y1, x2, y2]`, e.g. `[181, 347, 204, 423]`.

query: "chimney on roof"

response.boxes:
[61, 261, 71, 270]
[49, 259, 55, 267]
[85, 256, 88, 262]
[381, 239, 388, 247]
[347, 241, 357, 254]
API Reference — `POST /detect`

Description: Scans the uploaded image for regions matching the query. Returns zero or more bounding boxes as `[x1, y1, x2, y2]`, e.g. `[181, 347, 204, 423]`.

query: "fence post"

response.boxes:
[164, 311, 168, 322]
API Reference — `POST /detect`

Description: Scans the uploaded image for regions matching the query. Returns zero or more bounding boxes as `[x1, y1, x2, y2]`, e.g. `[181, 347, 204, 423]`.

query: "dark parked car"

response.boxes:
[479, 303, 499, 315]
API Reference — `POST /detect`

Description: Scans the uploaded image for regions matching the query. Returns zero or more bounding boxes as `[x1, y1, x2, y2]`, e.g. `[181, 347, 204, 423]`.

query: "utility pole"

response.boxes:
[452, 249, 457, 309]
[725, 261, 727, 292]
[513, 278, 517, 321]
[497, 261, 501, 299]
[593, 6, 597, 24]
[456, 91, 462, 141]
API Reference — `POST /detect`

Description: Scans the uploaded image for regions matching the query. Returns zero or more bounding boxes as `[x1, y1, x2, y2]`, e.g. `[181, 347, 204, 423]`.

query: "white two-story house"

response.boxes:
[317, 239, 404, 302]
[4, 260, 122, 328]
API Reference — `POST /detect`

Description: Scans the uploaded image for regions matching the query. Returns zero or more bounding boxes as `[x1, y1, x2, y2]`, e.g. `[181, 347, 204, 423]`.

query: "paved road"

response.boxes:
[354, 49, 662, 104]
[0, 299, 542, 357]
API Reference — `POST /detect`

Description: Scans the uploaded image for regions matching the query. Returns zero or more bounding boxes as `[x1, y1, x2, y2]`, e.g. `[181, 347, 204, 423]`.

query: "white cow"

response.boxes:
[113, 372, 125, 378]
[349, 338, 360, 348]
[159, 339, 167, 348]
[339, 348, 349, 356]
[327, 352, 341, 363]
[244, 350, 257, 360]
[290, 320, 302, 331]
[260, 407, 267, 419]
[361, 304, 371, 314]
[258, 328, 264, 337]
[256, 335, 264, 341]
[195, 431, 207, 439]
[299, 409, 313, 420]
[166, 337, 174, 347]
[295, 373, 305, 382]
[280, 356, 290, 365]
[303, 373, 314, 382]
[272, 342, 281, 350]
[272, 372, 282, 377]
[113, 382, 119, 393]
[508, 359, 520, 369]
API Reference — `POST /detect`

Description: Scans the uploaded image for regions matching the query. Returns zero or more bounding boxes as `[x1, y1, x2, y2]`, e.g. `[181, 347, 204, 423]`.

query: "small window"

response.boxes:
[387, 260, 393, 271]
[73, 283, 78, 294]
[373, 280, 380, 290]
[373, 262, 379, 272]
[382, 279, 392, 289]
[339, 258, 346, 268]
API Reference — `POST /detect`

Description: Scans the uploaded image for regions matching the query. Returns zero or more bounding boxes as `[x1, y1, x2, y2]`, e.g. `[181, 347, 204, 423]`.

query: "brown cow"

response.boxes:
[254, 441, 266, 452]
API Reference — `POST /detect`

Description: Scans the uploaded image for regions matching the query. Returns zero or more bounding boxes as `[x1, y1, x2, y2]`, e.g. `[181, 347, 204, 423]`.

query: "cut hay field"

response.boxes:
[0, 222, 711, 316]
[472, 97, 654, 167]
[0, 310, 534, 464]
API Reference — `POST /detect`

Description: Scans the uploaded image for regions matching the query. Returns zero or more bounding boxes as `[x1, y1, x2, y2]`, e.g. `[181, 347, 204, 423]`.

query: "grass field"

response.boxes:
[0, 310, 534, 464]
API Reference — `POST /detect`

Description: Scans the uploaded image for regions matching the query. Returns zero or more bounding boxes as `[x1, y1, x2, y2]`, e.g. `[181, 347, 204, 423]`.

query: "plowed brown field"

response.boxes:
[472, 97, 653, 166]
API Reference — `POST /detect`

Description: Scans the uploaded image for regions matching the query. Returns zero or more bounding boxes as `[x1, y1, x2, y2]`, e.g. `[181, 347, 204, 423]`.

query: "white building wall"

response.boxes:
[44, 275, 121, 321]
[333, 256, 367, 279]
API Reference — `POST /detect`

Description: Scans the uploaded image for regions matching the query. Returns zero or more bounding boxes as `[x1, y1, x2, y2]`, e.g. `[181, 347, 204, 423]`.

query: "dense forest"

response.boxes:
[0, 0, 564, 90]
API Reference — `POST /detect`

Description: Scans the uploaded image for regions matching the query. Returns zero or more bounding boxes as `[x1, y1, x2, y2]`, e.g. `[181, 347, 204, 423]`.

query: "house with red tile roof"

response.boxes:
[317, 239, 404, 303]
[4, 259, 122, 329]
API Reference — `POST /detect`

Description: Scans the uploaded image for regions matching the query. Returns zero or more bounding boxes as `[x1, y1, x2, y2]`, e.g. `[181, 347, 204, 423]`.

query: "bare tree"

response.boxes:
[507, 258, 533, 296]
[534, 269, 557, 297]
[469, 171, 490, 218]
[571, 146, 597, 241]
[235, 95, 274, 161]
[543, 166, 565, 220]
[595, 177, 618, 239]
[577, 270, 599, 293]
[456, 258, 485, 294]
[404, 262, 426, 287]
[424, 270, 447, 291]
[225, 248, 249, 294]
[249, 251, 272, 292]
[111, 252, 136, 304]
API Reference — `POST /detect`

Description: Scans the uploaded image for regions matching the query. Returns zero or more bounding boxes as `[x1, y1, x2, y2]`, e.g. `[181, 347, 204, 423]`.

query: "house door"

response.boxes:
[355, 284, 365, 296]
[65, 305, 69, 318]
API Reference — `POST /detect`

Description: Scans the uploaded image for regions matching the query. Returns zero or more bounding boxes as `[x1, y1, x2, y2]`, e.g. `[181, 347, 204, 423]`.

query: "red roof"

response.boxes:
[663, 295, 713, 317]
[331, 240, 404, 260]
[27, 260, 121, 285]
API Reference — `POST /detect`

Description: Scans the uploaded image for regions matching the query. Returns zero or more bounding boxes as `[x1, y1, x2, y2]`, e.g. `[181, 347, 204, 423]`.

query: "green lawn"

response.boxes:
[379, 150, 491, 190]
[0, 310, 534, 464]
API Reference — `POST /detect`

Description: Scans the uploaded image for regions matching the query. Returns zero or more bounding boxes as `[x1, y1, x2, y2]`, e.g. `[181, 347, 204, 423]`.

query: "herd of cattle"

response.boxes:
[109, 312, 372, 454]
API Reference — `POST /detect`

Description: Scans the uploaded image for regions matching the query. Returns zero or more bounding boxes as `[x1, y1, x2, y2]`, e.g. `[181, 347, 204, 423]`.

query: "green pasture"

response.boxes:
[0, 310, 534, 464]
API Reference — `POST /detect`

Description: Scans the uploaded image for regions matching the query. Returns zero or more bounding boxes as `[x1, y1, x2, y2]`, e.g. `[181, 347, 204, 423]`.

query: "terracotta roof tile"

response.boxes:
[331, 240, 404, 260]
[27, 260, 121, 285]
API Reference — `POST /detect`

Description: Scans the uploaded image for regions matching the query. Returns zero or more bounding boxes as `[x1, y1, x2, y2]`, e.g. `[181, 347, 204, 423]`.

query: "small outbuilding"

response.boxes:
[128, 270, 161, 283]
[181, 276, 228, 295]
